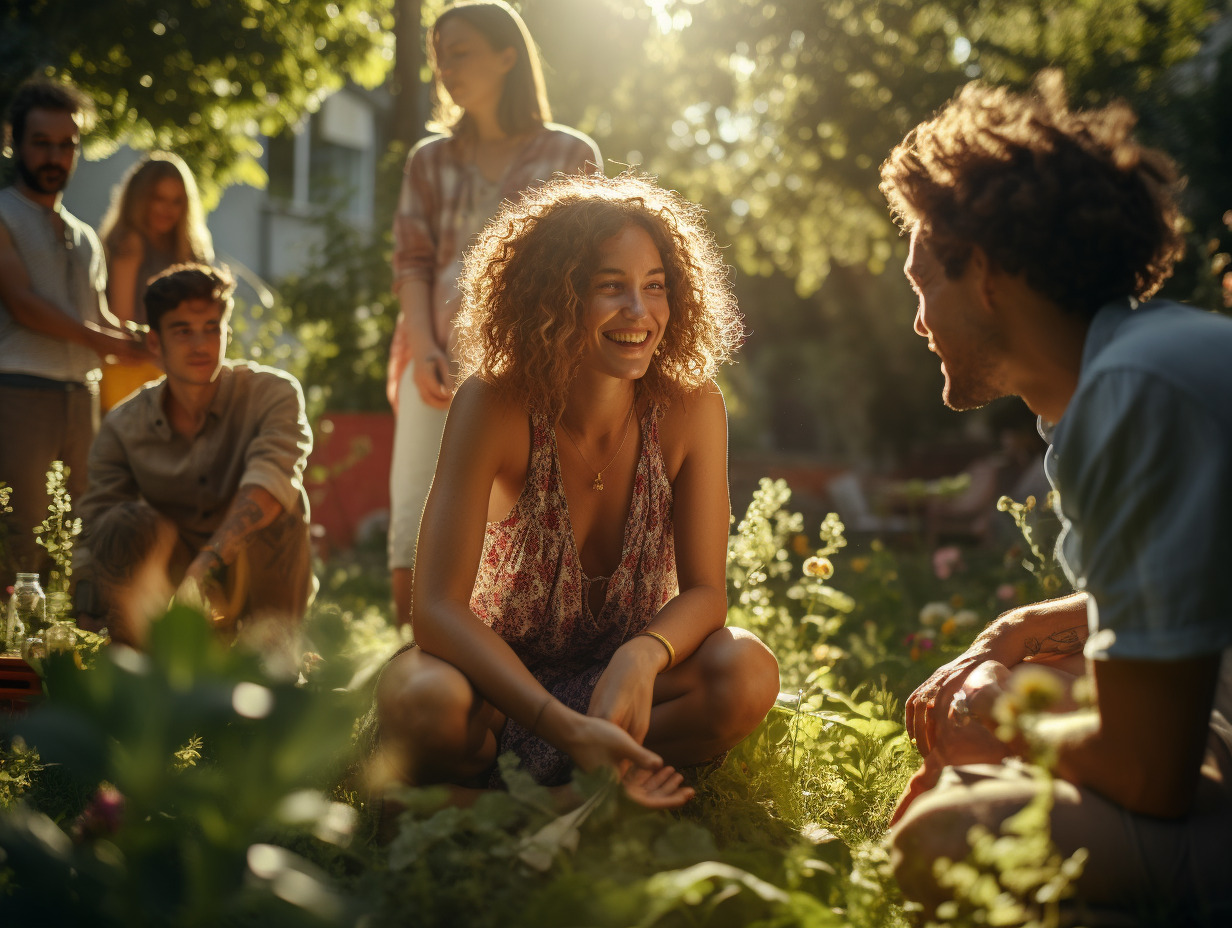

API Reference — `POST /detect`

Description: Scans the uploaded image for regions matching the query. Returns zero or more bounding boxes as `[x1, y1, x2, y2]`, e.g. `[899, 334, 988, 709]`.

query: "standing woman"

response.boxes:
[97, 151, 213, 410]
[387, 0, 601, 625]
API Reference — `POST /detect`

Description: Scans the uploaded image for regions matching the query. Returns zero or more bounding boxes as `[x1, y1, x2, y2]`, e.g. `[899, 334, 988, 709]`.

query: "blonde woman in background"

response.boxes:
[97, 151, 213, 409]
[387, 0, 601, 626]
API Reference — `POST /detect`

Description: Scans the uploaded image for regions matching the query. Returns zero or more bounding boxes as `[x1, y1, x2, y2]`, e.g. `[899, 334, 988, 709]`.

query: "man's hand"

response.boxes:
[905, 594, 1089, 755]
[905, 652, 996, 757]
[413, 351, 453, 409]
[86, 326, 151, 366]
[893, 689, 1013, 825]
[176, 552, 227, 623]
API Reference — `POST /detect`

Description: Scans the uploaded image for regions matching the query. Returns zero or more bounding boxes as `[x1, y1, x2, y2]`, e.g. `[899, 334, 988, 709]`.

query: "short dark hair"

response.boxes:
[144, 263, 236, 333]
[880, 70, 1185, 318]
[6, 77, 94, 146]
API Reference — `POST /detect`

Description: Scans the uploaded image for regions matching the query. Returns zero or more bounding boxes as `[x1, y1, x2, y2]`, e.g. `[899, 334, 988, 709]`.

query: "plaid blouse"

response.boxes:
[388, 124, 601, 405]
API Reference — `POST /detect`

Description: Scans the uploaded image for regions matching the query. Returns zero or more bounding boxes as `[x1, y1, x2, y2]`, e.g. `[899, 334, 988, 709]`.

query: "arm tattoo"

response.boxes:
[1024, 625, 1087, 658]
[209, 486, 282, 562]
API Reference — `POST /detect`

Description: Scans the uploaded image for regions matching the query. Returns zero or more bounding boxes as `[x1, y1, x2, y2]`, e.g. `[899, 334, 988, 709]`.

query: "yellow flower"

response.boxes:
[791, 534, 812, 556]
[850, 556, 870, 573]
[803, 556, 834, 579]
[1010, 665, 1065, 712]
[940, 618, 957, 636]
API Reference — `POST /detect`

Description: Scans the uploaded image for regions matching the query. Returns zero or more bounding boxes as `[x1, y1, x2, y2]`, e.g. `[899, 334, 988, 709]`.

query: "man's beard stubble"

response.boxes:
[17, 158, 69, 196]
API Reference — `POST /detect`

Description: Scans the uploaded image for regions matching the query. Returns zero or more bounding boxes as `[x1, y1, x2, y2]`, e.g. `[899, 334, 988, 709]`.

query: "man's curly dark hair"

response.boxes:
[456, 172, 743, 417]
[880, 70, 1186, 318]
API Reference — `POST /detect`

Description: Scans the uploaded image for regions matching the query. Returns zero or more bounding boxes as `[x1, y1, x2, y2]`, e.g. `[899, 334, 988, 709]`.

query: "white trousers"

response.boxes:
[387, 365, 448, 569]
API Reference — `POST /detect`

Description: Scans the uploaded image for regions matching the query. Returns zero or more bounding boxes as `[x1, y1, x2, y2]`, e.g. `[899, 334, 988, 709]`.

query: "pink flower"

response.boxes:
[996, 583, 1017, 602]
[932, 545, 963, 580]
[73, 784, 125, 841]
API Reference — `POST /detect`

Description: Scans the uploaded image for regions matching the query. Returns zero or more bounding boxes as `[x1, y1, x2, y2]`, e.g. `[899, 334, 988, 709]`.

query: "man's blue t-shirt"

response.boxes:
[1041, 298, 1232, 715]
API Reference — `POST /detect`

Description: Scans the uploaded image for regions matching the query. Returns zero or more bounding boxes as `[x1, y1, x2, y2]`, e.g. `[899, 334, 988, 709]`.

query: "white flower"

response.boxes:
[918, 601, 952, 627]
[952, 609, 979, 627]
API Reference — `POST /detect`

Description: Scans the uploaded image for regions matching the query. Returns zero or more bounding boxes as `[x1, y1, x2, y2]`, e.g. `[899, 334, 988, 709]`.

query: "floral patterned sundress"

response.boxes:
[470, 405, 678, 785]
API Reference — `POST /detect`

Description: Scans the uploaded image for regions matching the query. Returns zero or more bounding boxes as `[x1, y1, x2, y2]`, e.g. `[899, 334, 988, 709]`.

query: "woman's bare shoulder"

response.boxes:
[657, 380, 727, 472]
[449, 377, 530, 450]
[659, 380, 726, 430]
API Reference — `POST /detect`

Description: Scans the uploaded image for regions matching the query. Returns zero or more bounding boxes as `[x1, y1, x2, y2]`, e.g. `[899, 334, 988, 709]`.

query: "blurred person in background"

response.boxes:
[0, 77, 147, 591]
[97, 151, 214, 411]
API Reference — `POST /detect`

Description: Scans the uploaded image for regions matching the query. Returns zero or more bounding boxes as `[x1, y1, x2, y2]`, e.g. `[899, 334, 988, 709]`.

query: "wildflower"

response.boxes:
[910, 645, 922, 661]
[802, 556, 834, 579]
[850, 556, 870, 573]
[952, 609, 979, 627]
[996, 583, 1017, 602]
[940, 618, 957, 636]
[993, 665, 1067, 740]
[919, 601, 952, 626]
[73, 783, 125, 841]
[932, 545, 963, 580]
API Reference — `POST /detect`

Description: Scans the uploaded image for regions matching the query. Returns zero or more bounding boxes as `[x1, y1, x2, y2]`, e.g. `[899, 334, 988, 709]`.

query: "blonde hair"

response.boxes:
[456, 172, 743, 417]
[426, 0, 551, 137]
[99, 151, 213, 265]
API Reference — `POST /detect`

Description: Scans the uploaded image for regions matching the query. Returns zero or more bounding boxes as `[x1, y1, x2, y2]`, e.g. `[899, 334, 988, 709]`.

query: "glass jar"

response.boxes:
[5, 572, 45, 653]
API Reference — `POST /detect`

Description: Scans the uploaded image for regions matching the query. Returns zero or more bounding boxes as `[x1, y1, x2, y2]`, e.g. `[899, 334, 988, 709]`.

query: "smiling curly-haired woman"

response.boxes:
[373, 172, 778, 808]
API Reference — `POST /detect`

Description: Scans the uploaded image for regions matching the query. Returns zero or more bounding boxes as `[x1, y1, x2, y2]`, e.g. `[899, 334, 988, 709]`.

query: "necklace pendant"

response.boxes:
[592, 474, 604, 491]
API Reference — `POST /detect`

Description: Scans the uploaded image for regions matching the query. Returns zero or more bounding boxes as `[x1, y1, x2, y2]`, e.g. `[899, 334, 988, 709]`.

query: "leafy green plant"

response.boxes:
[32, 462, 80, 621]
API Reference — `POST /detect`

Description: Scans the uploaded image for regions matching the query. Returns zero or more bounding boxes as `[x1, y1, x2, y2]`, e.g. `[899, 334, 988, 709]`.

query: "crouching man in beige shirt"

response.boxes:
[75, 264, 315, 644]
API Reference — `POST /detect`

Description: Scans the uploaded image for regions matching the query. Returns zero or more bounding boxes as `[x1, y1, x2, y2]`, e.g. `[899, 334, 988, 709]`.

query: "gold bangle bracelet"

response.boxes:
[635, 630, 675, 671]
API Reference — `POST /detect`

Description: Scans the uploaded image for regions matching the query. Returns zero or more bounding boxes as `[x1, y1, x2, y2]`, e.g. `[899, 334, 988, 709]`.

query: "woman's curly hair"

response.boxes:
[456, 172, 743, 416]
[880, 70, 1185, 318]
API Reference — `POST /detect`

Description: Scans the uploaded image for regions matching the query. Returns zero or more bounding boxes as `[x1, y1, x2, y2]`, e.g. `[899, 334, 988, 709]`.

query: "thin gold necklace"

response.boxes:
[559, 400, 636, 491]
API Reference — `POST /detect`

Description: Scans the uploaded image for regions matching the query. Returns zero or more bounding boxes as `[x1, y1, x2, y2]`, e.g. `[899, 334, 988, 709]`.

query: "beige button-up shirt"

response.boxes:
[78, 360, 312, 561]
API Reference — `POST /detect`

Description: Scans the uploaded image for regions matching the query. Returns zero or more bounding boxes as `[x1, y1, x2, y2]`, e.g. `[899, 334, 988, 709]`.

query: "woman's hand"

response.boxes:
[586, 636, 666, 743]
[621, 764, 694, 809]
[413, 350, 454, 409]
[553, 709, 692, 809]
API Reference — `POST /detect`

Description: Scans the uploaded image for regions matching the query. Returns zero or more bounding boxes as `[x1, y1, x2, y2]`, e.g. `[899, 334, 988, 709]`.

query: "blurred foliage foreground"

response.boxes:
[1, 479, 1088, 928]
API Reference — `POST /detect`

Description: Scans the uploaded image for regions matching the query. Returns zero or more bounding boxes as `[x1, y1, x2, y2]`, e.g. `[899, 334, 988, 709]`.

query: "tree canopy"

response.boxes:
[0, 0, 394, 205]
[536, 0, 1211, 295]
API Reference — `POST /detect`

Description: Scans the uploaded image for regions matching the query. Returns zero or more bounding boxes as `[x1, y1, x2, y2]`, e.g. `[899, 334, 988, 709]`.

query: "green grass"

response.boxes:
[1, 479, 1079, 927]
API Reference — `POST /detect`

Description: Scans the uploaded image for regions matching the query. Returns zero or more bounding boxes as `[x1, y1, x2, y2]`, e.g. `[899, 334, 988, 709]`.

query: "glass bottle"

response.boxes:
[6, 572, 45, 653]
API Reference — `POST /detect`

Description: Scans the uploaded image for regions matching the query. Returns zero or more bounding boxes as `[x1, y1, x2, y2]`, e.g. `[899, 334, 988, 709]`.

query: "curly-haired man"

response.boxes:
[880, 72, 1232, 924]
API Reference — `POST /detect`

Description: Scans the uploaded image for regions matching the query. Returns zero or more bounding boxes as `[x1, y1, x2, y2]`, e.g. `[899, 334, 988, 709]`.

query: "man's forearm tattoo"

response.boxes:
[212, 486, 279, 560]
[1024, 625, 1086, 658]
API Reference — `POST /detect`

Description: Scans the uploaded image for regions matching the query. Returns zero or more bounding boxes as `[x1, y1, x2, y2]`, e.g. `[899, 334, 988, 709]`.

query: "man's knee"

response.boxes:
[891, 790, 983, 910]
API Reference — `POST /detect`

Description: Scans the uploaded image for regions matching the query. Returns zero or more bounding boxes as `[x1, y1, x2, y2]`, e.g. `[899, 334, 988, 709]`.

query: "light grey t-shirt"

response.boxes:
[0, 185, 105, 383]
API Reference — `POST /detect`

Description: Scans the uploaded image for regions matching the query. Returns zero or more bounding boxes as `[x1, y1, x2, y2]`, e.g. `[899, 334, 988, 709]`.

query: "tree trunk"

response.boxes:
[391, 0, 424, 146]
